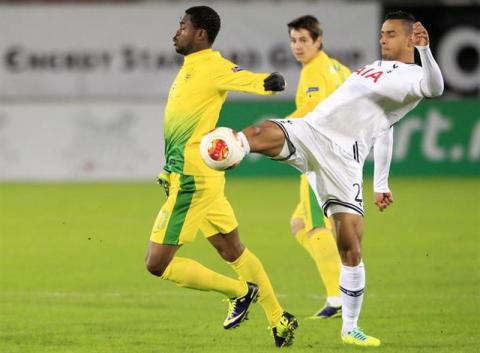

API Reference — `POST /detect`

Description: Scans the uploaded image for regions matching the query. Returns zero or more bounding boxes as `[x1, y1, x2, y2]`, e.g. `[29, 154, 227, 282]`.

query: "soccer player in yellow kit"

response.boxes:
[144, 6, 297, 347]
[287, 15, 351, 318]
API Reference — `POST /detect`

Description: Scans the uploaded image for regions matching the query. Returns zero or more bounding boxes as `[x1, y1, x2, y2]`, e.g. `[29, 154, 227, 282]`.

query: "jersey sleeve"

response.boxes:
[373, 127, 393, 193]
[409, 45, 444, 98]
[288, 69, 328, 118]
[212, 58, 275, 96]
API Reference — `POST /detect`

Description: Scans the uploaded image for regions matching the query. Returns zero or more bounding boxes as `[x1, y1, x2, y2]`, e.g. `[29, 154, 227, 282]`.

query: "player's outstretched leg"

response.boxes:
[145, 241, 257, 329]
[240, 120, 287, 157]
[200, 121, 287, 171]
[331, 212, 381, 347]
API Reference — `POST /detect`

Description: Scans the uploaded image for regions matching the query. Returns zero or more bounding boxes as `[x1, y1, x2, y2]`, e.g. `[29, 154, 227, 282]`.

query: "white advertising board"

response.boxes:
[0, 102, 164, 180]
[0, 2, 380, 99]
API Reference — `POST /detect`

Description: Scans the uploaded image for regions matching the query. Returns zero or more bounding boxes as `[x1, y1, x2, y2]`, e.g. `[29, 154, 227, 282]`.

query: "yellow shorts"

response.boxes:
[150, 173, 238, 245]
[291, 174, 331, 231]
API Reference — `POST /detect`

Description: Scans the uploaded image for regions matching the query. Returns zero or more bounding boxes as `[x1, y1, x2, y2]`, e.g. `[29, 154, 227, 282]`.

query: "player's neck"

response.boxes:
[302, 50, 322, 66]
[392, 50, 414, 64]
[188, 43, 211, 56]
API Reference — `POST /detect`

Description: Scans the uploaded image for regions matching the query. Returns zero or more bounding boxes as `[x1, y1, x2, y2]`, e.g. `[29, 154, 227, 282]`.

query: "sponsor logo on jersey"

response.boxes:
[306, 86, 319, 93]
[355, 66, 384, 83]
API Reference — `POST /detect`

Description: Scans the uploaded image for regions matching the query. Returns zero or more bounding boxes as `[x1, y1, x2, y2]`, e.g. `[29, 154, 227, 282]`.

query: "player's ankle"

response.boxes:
[237, 131, 250, 154]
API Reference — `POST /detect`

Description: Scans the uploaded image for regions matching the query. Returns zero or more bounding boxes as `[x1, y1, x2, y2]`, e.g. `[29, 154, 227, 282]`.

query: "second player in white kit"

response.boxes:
[270, 43, 442, 217]
[201, 11, 444, 347]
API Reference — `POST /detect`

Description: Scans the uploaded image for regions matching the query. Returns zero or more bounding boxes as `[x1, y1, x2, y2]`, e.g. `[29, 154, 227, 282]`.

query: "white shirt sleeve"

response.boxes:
[415, 45, 444, 98]
[373, 127, 393, 193]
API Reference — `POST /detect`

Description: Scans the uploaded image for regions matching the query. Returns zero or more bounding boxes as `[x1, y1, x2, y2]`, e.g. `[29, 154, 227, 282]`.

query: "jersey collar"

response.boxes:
[304, 50, 328, 68]
[184, 48, 217, 65]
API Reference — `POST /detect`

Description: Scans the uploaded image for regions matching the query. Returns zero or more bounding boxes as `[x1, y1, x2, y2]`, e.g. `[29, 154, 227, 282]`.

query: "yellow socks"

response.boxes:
[160, 252, 285, 325]
[229, 248, 284, 325]
[296, 228, 341, 298]
[161, 256, 247, 298]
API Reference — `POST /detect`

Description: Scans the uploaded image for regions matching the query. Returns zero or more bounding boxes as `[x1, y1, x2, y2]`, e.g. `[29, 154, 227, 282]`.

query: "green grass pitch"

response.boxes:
[1, 177, 479, 353]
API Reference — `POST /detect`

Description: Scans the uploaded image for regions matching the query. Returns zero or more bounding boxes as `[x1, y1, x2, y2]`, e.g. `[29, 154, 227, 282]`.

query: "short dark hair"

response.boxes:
[185, 6, 221, 44]
[384, 10, 416, 34]
[287, 15, 323, 50]
[287, 15, 323, 41]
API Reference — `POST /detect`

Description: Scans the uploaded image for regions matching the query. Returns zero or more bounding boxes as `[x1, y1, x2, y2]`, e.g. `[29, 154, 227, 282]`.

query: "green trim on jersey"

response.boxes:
[162, 49, 272, 176]
[309, 185, 326, 228]
[164, 122, 196, 174]
[163, 175, 196, 244]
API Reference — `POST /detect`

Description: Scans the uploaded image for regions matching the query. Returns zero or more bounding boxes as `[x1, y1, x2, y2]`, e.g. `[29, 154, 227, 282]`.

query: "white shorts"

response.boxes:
[270, 119, 364, 217]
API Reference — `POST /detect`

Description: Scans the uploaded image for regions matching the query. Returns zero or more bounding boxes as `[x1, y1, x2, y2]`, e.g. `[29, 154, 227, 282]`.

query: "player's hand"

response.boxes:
[412, 21, 429, 46]
[157, 172, 170, 197]
[264, 72, 286, 91]
[374, 191, 394, 212]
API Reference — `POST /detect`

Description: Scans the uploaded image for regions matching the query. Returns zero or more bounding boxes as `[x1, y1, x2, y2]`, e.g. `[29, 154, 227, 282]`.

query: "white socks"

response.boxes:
[236, 131, 250, 155]
[340, 261, 365, 335]
[327, 296, 342, 308]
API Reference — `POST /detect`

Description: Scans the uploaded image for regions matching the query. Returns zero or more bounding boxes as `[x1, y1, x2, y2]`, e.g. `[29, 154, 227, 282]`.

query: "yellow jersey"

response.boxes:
[164, 48, 274, 176]
[289, 50, 350, 118]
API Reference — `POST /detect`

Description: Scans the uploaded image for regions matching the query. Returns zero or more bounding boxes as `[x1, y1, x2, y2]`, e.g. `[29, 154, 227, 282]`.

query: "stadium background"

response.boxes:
[0, 1, 478, 353]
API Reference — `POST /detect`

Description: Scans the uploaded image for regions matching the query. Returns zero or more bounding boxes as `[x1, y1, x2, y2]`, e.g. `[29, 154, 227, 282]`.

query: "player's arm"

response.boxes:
[214, 60, 285, 95]
[412, 22, 444, 98]
[373, 127, 394, 212]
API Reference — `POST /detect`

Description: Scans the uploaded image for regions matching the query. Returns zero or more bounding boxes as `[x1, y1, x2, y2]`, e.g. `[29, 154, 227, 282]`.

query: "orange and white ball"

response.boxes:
[200, 127, 246, 171]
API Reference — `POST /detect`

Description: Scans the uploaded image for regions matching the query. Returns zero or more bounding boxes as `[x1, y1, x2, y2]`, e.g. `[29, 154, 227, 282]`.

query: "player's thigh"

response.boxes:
[199, 194, 239, 238]
[150, 174, 219, 245]
[266, 119, 314, 173]
[305, 136, 364, 218]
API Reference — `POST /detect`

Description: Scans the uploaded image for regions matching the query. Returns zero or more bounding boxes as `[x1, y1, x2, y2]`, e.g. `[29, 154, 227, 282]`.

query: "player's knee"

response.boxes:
[145, 257, 169, 277]
[338, 246, 362, 266]
[290, 218, 305, 235]
[217, 246, 242, 262]
[242, 126, 262, 145]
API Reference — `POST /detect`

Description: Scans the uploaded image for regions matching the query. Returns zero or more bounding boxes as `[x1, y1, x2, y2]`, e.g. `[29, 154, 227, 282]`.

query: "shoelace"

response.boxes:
[351, 328, 367, 341]
[267, 318, 289, 335]
[224, 298, 238, 318]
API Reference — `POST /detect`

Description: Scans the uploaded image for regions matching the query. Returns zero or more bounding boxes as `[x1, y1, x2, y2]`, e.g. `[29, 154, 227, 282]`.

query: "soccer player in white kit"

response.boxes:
[202, 11, 444, 347]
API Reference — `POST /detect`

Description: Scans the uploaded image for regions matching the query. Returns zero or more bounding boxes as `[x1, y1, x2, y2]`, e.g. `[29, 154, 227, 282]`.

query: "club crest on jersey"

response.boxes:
[231, 66, 243, 72]
[355, 67, 384, 83]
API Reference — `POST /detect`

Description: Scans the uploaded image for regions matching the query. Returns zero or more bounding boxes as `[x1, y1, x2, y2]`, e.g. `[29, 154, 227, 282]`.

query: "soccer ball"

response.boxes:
[200, 127, 246, 171]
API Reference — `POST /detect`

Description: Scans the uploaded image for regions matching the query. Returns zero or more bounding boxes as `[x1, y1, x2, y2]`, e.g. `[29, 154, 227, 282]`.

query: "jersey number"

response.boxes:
[353, 183, 363, 206]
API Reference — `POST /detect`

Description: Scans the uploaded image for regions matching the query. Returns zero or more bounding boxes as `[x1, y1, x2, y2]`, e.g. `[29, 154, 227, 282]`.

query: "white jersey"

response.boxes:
[303, 59, 425, 163]
[264, 46, 443, 216]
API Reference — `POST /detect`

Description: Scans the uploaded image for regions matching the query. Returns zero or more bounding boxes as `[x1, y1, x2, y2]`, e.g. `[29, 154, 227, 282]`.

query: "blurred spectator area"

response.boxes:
[0, 0, 479, 4]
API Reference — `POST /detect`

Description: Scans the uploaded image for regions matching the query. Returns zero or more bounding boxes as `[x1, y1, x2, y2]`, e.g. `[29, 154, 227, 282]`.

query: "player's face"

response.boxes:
[380, 19, 413, 61]
[290, 28, 321, 65]
[173, 14, 197, 55]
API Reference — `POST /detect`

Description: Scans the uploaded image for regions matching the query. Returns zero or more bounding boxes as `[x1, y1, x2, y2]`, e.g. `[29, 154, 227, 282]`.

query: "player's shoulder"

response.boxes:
[392, 62, 423, 80]
[211, 51, 245, 73]
[403, 62, 422, 73]
[302, 53, 330, 79]
[319, 52, 351, 78]
[330, 58, 351, 77]
[375, 60, 422, 76]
